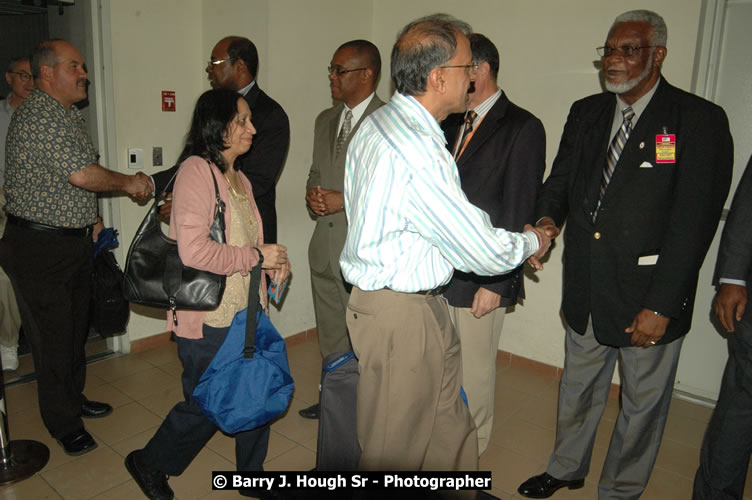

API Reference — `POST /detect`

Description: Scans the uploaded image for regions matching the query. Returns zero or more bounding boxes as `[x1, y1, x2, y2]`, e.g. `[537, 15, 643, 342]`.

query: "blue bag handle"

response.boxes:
[243, 249, 265, 359]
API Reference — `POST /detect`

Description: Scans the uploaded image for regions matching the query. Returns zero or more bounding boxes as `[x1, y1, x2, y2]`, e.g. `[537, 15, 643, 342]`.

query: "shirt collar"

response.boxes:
[344, 92, 374, 114]
[615, 77, 660, 122]
[471, 87, 502, 122]
[33, 88, 77, 114]
[1, 97, 12, 114]
[238, 80, 256, 96]
[392, 91, 445, 142]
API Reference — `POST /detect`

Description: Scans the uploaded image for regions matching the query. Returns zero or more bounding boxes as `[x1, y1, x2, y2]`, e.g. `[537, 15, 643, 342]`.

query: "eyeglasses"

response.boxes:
[208, 58, 231, 67]
[596, 46, 655, 57]
[8, 71, 32, 82]
[328, 66, 367, 76]
[439, 63, 479, 73]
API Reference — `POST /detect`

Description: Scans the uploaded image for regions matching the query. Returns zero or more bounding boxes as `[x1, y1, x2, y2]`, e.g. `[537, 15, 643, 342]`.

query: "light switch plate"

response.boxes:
[153, 147, 163, 167]
[127, 148, 144, 169]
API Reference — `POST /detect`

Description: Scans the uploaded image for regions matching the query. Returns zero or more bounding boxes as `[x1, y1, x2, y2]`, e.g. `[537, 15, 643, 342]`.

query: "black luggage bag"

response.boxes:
[316, 350, 360, 471]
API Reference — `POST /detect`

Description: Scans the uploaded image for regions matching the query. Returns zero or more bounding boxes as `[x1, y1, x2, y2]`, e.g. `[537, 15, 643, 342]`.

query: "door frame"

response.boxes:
[90, 0, 131, 353]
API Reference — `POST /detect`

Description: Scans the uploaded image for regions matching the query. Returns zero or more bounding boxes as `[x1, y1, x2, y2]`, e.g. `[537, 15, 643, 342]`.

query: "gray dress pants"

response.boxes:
[547, 321, 683, 500]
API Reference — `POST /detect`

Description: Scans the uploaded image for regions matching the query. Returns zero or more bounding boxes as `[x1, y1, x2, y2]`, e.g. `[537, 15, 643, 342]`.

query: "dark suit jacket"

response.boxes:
[442, 91, 546, 308]
[716, 154, 752, 286]
[537, 77, 733, 347]
[153, 85, 290, 243]
[307, 95, 385, 277]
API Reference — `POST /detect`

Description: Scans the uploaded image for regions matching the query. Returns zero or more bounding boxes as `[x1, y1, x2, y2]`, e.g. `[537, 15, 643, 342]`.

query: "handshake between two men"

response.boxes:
[524, 217, 559, 271]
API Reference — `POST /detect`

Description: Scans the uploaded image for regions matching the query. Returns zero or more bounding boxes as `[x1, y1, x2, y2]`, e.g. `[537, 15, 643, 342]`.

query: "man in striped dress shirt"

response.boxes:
[339, 14, 551, 475]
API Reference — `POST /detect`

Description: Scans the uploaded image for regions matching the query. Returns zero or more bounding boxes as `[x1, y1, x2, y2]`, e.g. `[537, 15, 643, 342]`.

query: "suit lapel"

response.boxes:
[244, 83, 260, 109]
[583, 99, 618, 215]
[443, 114, 464, 158]
[599, 79, 669, 206]
[456, 92, 509, 170]
[332, 95, 385, 159]
[346, 96, 383, 150]
[327, 103, 344, 159]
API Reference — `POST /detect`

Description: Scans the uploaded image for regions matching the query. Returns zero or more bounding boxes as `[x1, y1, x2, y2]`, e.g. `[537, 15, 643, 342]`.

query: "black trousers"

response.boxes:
[693, 299, 752, 500]
[0, 224, 92, 439]
[142, 324, 270, 476]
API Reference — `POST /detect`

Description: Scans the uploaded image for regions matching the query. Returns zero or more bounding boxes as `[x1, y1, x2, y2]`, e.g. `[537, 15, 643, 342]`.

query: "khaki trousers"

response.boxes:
[347, 287, 478, 472]
[0, 189, 21, 350]
[448, 305, 506, 455]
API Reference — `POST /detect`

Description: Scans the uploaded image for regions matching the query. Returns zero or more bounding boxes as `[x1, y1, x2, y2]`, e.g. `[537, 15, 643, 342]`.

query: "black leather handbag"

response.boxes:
[123, 168, 227, 324]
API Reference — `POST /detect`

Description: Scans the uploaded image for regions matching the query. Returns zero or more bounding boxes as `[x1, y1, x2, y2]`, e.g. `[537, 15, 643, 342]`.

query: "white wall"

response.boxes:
[102, 0, 708, 370]
[105, 0, 204, 341]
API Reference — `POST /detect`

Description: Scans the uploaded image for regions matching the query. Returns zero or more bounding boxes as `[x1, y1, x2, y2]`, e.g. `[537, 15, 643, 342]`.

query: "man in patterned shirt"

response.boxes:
[0, 39, 152, 457]
[340, 14, 550, 475]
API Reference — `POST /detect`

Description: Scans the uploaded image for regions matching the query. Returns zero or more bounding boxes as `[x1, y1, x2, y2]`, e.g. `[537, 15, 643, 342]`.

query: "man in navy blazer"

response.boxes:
[518, 10, 733, 499]
[693, 154, 752, 499]
[442, 33, 545, 455]
[153, 36, 289, 243]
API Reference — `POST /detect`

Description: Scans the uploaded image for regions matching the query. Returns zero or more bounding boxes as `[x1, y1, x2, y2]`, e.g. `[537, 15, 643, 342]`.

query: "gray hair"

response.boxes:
[391, 13, 473, 96]
[7, 56, 29, 74]
[30, 39, 63, 79]
[613, 10, 667, 46]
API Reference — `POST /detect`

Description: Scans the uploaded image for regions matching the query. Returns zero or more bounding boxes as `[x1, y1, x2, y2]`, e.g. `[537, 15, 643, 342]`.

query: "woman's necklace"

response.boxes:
[224, 169, 244, 197]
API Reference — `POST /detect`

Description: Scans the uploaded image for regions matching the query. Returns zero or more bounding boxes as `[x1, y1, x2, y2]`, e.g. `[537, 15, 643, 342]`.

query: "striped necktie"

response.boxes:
[452, 110, 477, 159]
[594, 106, 635, 220]
[335, 110, 353, 157]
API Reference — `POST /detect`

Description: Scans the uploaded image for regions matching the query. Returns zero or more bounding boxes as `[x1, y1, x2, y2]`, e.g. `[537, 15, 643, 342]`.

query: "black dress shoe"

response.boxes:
[125, 449, 174, 500]
[57, 428, 98, 456]
[518, 472, 584, 498]
[82, 397, 113, 418]
[298, 402, 320, 419]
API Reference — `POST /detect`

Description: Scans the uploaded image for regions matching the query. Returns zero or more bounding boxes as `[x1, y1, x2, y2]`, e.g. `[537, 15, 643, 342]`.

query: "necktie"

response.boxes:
[452, 110, 477, 159]
[335, 110, 353, 157]
[594, 106, 635, 220]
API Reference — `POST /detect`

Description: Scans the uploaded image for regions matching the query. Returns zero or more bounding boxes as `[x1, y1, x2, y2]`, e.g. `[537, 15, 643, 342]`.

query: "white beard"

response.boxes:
[604, 50, 654, 94]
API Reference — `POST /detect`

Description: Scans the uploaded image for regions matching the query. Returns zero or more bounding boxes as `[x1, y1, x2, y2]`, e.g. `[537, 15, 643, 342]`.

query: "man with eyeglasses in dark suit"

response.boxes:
[517, 10, 733, 499]
[153, 36, 290, 244]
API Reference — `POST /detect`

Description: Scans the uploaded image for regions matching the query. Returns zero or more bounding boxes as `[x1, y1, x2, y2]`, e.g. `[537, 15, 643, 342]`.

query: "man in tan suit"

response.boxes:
[301, 40, 384, 419]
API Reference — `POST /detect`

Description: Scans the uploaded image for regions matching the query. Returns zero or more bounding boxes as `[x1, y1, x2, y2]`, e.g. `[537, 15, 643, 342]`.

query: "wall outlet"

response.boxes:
[152, 147, 163, 167]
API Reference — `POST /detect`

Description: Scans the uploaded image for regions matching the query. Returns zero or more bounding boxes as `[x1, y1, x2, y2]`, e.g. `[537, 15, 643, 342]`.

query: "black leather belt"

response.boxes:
[7, 214, 93, 237]
[415, 285, 447, 296]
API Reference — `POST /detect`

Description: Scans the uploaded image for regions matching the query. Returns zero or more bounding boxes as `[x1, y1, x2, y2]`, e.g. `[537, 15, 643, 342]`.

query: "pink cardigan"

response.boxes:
[166, 156, 266, 339]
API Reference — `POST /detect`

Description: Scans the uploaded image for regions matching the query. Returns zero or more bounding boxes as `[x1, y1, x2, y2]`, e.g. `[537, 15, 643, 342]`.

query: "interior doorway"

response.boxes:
[1, 0, 125, 386]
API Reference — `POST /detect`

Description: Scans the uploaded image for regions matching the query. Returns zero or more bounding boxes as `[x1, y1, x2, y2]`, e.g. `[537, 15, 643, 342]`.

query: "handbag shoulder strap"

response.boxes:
[244, 249, 264, 359]
[165, 164, 226, 322]
[208, 167, 225, 216]
[207, 166, 227, 243]
[157, 163, 223, 210]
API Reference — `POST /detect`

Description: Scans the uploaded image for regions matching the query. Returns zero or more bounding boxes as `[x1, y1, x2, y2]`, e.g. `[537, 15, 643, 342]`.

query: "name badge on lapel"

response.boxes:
[655, 134, 676, 163]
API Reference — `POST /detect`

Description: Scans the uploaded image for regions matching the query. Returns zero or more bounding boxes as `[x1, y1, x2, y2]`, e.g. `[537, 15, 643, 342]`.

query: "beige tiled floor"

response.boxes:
[0, 336, 749, 499]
